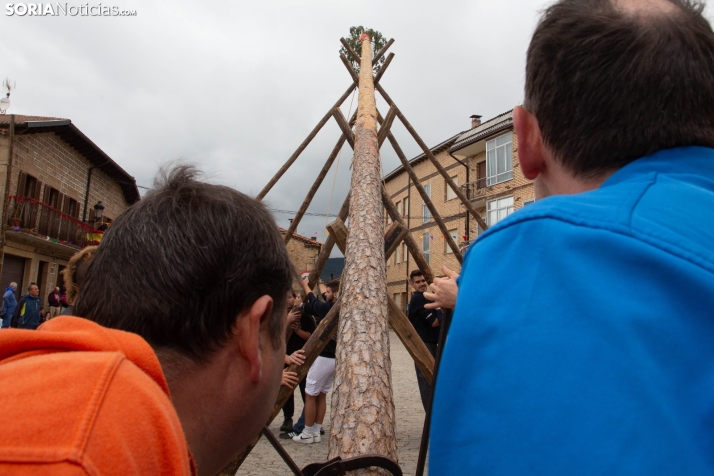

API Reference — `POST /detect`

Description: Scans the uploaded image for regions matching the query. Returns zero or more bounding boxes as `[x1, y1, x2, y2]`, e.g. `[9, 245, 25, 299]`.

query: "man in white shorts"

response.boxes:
[294, 278, 339, 444]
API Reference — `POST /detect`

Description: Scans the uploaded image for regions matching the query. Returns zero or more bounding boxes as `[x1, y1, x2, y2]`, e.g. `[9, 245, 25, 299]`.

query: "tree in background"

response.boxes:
[340, 26, 387, 74]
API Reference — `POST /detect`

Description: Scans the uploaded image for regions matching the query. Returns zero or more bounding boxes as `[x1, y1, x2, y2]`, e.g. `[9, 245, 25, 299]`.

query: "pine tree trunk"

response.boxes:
[328, 36, 398, 473]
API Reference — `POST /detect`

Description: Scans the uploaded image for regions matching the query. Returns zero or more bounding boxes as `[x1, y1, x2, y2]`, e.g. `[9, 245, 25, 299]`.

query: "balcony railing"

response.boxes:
[6, 196, 102, 247]
[459, 177, 488, 200]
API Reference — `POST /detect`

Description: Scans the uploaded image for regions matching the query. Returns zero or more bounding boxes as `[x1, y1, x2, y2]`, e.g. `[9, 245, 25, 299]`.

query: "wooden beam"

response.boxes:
[372, 38, 395, 65]
[331, 107, 355, 150]
[377, 104, 397, 148]
[283, 135, 347, 246]
[328, 217, 435, 384]
[373, 52, 394, 85]
[283, 109, 357, 247]
[375, 83, 489, 232]
[339, 37, 361, 64]
[381, 185, 435, 284]
[218, 300, 343, 476]
[384, 129, 463, 261]
[384, 220, 408, 260]
[340, 53, 359, 83]
[306, 192, 350, 290]
[256, 82, 357, 201]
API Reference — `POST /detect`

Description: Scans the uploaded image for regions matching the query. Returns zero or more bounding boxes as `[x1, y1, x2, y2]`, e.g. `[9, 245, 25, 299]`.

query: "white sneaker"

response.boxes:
[313, 432, 321, 443]
[292, 431, 315, 444]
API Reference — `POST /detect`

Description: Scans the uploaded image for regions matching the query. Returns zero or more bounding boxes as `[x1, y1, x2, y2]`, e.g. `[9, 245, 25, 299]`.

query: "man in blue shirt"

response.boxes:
[1, 282, 17, 329]
[431, 0, 714, 474]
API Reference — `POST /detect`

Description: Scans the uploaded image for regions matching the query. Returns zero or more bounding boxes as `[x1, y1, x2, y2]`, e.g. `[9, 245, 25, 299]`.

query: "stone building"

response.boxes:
[280, 228, 322, 277]
[0, 115, 140, 309]
[383, 110, 534, 312]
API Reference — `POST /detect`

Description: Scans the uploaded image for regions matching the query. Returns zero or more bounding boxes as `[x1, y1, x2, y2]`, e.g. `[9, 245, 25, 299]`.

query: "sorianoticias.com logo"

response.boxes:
[5, 3, 137, 16]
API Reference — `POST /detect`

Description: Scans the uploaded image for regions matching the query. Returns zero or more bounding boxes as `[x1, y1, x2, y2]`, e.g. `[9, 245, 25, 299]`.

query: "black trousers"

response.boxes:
[415, 341, 438, 412]
[282, 375, 307, 419]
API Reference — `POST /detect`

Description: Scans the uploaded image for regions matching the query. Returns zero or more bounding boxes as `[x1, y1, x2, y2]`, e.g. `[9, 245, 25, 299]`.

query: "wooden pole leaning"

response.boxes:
[328, 218, 435, 384]
[381, 185, 434, 284]
[283, 110, 357, 247]
[384, 129, 463, 261]
[375, 83, 489, 232]
[256, 82, 357, 201]
[328, 35, 399, 467]
[306, 191, 350, 290]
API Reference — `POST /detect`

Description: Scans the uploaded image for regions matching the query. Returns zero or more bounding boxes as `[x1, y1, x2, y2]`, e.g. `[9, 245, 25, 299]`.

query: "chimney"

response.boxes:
[310, 236, 317, 241]
[470, 114, 482, 129]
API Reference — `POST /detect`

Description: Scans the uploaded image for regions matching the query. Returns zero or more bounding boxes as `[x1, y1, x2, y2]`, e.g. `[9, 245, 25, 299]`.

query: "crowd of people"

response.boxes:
[1, 0, 713, 474]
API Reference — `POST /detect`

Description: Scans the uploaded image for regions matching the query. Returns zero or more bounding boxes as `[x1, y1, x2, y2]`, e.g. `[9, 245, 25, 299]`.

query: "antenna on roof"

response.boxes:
[1, 78, 16, 114]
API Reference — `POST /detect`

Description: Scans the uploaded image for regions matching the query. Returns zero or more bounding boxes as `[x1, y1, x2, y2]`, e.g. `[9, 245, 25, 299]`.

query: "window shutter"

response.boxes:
[34, 180, 43, 200]
[16, 172, 27, 196]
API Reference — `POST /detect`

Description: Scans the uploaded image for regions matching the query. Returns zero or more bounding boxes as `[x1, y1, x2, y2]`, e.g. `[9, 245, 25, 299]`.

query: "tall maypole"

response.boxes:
[328, 34, 398, 470]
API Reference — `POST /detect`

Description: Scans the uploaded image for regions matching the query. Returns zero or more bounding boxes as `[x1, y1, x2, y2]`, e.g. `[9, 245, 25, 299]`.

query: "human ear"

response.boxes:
[236, 295, 273, 383]
[513, 105, 546, 180]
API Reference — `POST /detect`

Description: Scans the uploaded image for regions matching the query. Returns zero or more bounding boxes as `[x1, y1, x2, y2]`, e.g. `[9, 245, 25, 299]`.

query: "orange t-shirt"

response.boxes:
[0, 316, 196, 475]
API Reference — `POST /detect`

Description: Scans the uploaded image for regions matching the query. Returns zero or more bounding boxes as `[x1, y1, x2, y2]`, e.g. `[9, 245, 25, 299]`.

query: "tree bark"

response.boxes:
[328, 36, 398, 472]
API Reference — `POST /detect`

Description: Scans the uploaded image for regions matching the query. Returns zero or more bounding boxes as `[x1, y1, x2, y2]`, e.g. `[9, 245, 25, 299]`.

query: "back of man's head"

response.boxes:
[526, 0, 714, 177]
[74, 165, 294, 361]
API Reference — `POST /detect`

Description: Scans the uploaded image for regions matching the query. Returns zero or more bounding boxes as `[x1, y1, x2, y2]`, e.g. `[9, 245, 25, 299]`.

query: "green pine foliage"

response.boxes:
[340, 26, 388, 74]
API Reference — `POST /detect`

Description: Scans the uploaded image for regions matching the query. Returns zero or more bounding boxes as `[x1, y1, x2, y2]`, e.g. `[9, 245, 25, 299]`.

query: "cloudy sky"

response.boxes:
[5, 0, 711, 251]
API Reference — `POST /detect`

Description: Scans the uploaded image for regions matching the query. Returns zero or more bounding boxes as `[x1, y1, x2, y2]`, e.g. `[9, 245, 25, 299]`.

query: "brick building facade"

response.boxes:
[280, 228, 322, 278]
[0, 115, 139, 310]
[383, 110, 534, 312]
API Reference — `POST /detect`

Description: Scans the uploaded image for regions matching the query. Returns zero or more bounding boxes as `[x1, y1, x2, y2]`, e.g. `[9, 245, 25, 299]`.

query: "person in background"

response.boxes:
[1, 282, 17, 329]
[48, 287, 61, 318]
[13, 284, 41, 330]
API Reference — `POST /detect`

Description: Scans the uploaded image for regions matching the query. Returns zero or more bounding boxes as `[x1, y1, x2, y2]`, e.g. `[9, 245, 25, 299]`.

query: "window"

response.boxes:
[401, 242, 408, 263]
[445, 228, 458, 254]
[403, 197, 409, 217]
[422, 233, 430, 264]
[446, 175, 458, 201]
[487, 196, 514, 226]
[396, 200, 402, 218]
[422, 184, 431, 223]
[486, 132, 513, 185]
[394, 293, 402, 309]
[396, 241, 402, 264]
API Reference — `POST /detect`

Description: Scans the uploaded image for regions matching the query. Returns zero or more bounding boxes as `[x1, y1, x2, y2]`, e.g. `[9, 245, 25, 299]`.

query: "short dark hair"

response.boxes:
[525, 0, 714, 177]
[325, 279, 340, 293]
[74, 165, 294, 361]
[409, 270, 424, 282]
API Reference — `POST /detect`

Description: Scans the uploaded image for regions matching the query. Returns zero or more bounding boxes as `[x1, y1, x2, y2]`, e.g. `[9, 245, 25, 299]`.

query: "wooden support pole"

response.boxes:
[377, 104, 397, 148]
[329, 35, 398, 467]
[373, 52, 394, 85]
[218, 300, 343, 476]
[283, 136, 347, 246]
[381, 185, 434, 283]
[340, 53, 359, 83]
[331, 108, 355, 150]
[375, 83, 489, 232]
[256, 82, 357, 201]
[372, 38, 395, 65]
[340, 37, 361, 64]
[283, 110, 357, 247]
[384, 129, 463, 261]
[328, 219, 435, 384]
[306, 192, 350, 290]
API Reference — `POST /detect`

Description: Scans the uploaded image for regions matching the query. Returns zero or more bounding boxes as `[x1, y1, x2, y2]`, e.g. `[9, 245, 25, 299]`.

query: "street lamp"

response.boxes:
[93, 201, 105, 226]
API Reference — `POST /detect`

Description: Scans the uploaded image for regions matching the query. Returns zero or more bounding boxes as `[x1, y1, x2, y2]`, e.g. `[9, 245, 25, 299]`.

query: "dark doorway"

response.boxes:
[0, 254, 26, 300]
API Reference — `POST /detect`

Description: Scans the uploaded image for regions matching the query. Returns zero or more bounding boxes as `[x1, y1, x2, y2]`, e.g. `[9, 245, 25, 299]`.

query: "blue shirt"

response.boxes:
[431, 147, 714, 475]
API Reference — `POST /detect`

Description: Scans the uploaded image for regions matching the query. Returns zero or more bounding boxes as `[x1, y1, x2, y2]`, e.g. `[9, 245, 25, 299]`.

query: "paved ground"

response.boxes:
[237, 330, 428, 475]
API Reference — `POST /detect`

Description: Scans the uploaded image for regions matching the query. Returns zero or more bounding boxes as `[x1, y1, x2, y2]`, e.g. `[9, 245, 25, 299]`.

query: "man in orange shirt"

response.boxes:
[0, 165, 295, 476]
